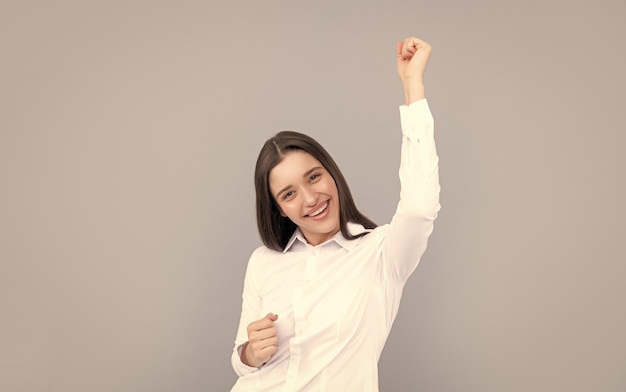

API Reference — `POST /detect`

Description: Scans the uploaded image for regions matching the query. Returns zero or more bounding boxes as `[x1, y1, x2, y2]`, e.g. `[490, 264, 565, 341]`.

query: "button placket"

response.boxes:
[304, 247, 318, 282]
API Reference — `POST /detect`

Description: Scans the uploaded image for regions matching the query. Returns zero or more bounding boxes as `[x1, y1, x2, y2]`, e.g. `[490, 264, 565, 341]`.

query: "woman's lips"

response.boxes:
[305, 201, 329, 218]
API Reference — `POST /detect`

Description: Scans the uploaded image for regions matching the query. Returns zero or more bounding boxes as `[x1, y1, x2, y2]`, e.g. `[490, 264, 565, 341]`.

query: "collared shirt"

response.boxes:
[231, 99, 440, 392]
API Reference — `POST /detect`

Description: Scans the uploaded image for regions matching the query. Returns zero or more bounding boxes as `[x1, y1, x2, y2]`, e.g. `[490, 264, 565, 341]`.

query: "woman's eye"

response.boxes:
[282, 191, 293, 200]
[310, 173, 320, 181]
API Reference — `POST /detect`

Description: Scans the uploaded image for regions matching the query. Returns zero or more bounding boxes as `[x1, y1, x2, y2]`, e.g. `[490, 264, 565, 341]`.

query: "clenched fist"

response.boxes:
[396, 37, 432, 105]
[241, 313, 279, 368]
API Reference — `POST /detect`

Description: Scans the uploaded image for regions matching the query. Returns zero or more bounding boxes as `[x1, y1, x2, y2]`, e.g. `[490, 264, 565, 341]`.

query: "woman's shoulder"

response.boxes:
[366, 223, 391, 237]
[351, 223, 391, 247]
[248, 244, 282, 263]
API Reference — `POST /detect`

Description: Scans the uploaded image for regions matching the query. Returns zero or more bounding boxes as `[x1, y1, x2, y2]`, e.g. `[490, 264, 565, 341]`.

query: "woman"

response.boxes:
[231, 36, 440, 391]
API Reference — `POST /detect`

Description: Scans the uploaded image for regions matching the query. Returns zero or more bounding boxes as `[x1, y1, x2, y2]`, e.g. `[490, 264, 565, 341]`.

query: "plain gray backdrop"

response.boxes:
[1, 1, 625, 391]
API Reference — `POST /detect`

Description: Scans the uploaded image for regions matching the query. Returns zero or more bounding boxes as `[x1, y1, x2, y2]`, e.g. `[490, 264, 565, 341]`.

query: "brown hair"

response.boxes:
[255, 130, 377, 251]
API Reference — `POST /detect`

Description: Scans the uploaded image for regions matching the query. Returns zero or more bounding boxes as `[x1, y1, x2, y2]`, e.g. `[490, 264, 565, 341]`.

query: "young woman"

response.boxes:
[231, 36, 440, 391]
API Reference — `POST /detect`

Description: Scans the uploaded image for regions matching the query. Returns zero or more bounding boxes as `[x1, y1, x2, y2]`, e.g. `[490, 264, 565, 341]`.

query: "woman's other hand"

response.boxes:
[241, 313, 279, 368]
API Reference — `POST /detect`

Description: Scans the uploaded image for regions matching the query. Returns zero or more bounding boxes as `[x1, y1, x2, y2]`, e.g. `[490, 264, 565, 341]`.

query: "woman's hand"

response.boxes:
[241, 313, 279, 368]
[396, 37, 432, 105]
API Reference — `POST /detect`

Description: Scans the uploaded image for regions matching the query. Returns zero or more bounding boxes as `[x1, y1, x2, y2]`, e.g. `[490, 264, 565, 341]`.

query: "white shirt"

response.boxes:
[231, 99, 440, 392]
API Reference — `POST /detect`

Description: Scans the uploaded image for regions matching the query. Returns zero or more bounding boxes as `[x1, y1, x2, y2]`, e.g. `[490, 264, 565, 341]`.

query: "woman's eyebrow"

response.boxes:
[275, 166, 323, 199]
[303, 166, 322, 178]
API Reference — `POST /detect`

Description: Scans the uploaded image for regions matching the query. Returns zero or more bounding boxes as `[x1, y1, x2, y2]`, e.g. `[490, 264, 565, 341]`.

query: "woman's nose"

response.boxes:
[301, 187, 318, 207]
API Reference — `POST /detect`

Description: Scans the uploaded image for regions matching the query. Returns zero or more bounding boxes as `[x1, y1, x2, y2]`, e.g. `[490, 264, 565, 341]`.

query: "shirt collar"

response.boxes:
[282, 222, 370, 253]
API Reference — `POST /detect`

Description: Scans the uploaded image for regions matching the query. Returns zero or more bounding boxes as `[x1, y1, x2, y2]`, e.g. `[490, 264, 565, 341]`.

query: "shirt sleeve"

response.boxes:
[231, 249, 264, 376]
[382, 98, 441, 284]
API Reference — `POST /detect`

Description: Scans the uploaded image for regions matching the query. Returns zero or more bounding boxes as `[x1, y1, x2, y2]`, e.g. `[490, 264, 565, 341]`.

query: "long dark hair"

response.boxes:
[255, 130, 377, 251]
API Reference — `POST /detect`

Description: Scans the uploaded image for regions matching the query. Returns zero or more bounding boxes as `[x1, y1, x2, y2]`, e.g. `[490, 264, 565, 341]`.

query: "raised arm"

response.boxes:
[383, 37, 440, 283]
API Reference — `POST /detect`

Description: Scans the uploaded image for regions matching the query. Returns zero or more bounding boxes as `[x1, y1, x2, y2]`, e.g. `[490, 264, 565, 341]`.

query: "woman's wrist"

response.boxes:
[403, 80, 425, 105]
[241, 341, 263, 368]
[240, 342, 254, 367]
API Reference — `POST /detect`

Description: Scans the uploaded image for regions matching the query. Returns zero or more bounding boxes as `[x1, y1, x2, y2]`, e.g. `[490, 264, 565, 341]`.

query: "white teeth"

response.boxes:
[308, 202, 328, 217]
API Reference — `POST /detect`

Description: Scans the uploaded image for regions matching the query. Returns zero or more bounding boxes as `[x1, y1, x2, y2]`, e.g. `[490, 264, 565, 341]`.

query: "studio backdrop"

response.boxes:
[1, 1, 625, 391]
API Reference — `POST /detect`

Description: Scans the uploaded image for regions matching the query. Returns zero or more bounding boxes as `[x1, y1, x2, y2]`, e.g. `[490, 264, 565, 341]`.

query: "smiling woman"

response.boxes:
[257, 132, 377, 251]
[230, 37, 440, 391]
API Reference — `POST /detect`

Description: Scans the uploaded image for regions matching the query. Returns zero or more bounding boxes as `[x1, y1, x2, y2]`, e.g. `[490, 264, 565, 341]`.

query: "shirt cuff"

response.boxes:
[399, 98, 434, 141]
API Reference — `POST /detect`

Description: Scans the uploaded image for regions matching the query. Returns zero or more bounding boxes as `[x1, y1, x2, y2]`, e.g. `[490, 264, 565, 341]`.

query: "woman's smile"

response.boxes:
[305, 201, 329, 218]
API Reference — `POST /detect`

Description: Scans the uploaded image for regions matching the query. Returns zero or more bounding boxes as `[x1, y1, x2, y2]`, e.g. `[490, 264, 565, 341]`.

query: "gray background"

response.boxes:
[1, 1, 625, 391]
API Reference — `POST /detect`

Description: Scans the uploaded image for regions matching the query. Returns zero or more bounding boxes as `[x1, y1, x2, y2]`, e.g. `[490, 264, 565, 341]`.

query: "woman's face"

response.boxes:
[269, 150, 340, 246]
